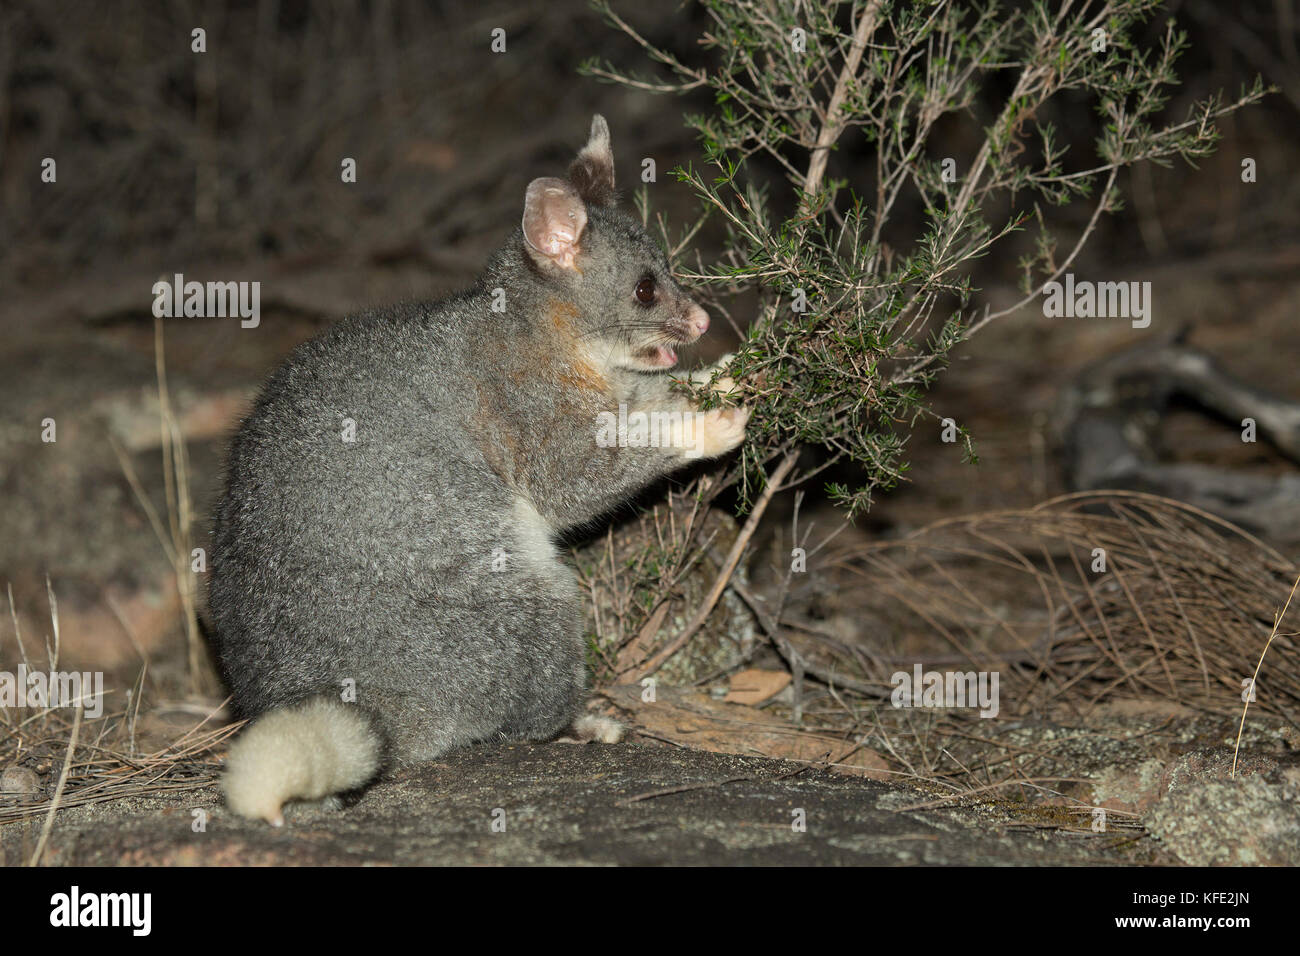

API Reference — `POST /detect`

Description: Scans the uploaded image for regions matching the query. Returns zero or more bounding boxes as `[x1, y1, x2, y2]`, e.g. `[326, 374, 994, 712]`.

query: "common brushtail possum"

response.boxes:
[208, 116, 748, 824]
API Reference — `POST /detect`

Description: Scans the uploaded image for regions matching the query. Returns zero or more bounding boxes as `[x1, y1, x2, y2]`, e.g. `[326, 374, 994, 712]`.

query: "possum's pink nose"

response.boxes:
[687, 306, 710, 337]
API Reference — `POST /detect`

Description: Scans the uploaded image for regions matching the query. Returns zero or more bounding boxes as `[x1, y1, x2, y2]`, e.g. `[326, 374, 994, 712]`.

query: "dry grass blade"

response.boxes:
[715, 490, 1300, 811]
[818, 491, 1299, 722]
[1232, 570, 1300, 776]
[26, 703, 80, 867]
[1, 701, 235, 830]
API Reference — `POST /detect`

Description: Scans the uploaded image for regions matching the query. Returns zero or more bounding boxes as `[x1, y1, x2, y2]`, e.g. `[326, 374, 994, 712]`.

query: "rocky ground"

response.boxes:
[0, 741, 1205, 867]
[3, 690, 1298, 866]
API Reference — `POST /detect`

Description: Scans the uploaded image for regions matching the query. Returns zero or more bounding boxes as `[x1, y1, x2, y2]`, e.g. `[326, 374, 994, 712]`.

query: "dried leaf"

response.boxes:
[724, 668, 791, 705]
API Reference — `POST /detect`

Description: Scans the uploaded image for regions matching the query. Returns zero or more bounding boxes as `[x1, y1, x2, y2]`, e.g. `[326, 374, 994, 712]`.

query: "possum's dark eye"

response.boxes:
[635, 276, 656, 305]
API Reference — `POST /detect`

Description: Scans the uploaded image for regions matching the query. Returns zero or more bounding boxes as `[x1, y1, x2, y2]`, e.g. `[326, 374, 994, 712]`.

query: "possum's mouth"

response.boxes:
[635, 345, 678, 368]
[628, 311, 707, 370]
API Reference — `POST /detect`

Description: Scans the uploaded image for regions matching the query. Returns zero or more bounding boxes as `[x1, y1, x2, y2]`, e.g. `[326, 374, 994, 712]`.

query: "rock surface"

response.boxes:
[4, 742, 1131, 866]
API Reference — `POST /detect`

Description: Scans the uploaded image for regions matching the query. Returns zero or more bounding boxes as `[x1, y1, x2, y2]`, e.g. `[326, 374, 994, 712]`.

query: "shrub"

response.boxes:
[578, 0, 1269, 678]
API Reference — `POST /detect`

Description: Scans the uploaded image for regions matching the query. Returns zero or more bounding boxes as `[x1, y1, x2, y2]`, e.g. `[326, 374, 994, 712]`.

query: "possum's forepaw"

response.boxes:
[683, 354, 748, 459]
[691, 353, 741, 398]
[560, 714, 625, 744]
[694, 406, 750, 459]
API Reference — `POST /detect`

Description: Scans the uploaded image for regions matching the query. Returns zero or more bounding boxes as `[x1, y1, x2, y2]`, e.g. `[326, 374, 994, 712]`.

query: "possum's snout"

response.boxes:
[664, 303, 710, 345]
[630, 304, 712, 370]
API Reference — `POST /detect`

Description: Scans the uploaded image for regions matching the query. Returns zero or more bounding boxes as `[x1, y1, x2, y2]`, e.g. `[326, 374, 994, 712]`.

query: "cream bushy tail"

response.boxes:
[222, 696, 383, 826]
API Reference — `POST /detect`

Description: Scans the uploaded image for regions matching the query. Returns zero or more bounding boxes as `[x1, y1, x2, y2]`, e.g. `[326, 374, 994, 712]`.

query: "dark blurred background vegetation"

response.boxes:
[2, 0, 1296, 294]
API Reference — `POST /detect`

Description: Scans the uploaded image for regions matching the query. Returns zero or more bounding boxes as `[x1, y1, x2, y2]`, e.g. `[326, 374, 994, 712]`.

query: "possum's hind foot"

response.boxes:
[556, 714, 625, 744]
[294, 794, 345, 814]
[574, 713, 625, 743]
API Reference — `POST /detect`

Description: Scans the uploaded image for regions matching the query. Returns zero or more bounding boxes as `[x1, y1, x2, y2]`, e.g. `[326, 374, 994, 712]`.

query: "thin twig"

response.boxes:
[27, 704, 81, 867]
[635, 450, 799, 678]
[1232, 570, 1300, 776]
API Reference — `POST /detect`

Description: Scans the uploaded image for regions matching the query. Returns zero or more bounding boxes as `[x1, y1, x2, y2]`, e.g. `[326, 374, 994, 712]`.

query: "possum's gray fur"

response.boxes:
[208, 116, 747, 824]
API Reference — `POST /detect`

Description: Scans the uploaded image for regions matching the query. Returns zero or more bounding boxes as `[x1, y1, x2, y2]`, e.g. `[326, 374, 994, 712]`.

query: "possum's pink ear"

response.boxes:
[568, 114, 616, 206]
[522, 177, 588, 272]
